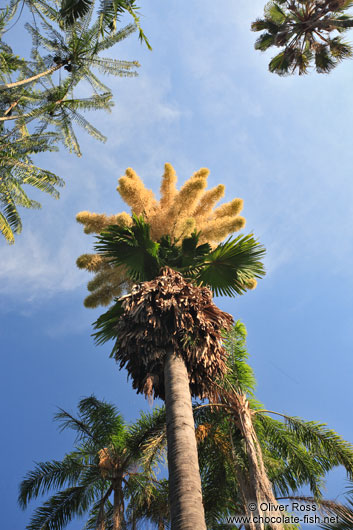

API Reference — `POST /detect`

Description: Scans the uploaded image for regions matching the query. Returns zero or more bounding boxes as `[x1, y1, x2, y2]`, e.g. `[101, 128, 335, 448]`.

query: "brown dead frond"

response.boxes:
[112, 267, 233, 400]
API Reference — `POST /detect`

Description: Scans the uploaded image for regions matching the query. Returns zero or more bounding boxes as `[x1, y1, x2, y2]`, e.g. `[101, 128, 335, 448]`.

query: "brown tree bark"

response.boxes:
[232, 394, 284, 530]
[164, 348, 207, 530]
[112, 485, 124, 530]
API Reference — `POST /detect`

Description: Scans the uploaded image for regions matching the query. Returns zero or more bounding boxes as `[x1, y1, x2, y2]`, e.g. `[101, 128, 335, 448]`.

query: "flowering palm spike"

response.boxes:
[77, 163, 249, 308]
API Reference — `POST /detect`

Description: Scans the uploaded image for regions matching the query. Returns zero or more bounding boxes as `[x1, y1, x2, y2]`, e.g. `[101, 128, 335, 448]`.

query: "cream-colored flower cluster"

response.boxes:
[77, 163, 254, 308]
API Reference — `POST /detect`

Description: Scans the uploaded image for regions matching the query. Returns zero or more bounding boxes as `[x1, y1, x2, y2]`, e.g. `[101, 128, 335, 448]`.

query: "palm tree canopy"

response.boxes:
[252, 0, 353, 75]
[1, 1, 139, 152]
[76, 163, 251, 308]
[94, 214, 266, 296]
[96, 266, 234, 400]
[19, 396, 167, 530]
[92, 216, 265, 399]
[59, 0, 151, 49]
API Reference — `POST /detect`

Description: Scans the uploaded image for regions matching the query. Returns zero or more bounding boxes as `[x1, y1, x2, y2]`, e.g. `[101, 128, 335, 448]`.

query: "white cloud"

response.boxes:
[0, 224, 87, 300]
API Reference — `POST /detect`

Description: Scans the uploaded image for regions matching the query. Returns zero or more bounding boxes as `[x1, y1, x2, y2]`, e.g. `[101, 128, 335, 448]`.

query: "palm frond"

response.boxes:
[18, 458, 84, 508]
[194, 234, 266, 297]
[25, 485, 96, 530]
[94, 215, 161, 281]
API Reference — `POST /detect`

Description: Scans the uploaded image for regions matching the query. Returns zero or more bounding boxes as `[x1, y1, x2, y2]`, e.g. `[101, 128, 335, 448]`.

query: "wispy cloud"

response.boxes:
[0, 224, 87, 300]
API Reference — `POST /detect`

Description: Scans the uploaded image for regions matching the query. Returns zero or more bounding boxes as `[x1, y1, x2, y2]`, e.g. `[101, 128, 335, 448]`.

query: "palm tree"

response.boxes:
[1, 0, 139, 91]
[0, 0, 140, 240]
[19, 396, 166, 530]
[0, 129, 64, 243]
[193, 322, 353, 530]
[252, 0, 353, 75]
[90, 214, 265, 529]
[1, 0, 139, 146]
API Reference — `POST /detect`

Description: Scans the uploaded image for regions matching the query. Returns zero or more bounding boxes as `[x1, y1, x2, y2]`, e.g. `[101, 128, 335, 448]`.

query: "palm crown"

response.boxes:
[92, 216, 265, 399]
[252, 0, 353, 75]
[76, 164, 261, 307]
[19, 396, 166, 530]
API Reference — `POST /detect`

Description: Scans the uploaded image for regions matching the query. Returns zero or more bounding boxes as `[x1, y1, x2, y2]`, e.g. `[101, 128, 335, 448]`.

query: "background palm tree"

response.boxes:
[193, 322, 353, 529]
[252, 0, 353, 75]
[91, 214, 265, 529]
[0, 0, 141, 241]
[19, 396, 166, 530]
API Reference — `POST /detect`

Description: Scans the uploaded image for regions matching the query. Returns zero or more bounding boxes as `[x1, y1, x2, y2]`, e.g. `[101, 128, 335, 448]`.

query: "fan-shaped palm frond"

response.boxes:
[252, 0, 353, 75]
[94, 214, 266, 297]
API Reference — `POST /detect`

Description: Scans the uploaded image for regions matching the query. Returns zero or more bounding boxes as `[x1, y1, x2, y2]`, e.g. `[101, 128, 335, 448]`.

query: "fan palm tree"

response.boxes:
[0, 129, 64, 243]
[122, 322, 353, 529]
[90, 214, 266, 529]
[19, 396, 167, 530]
[252, 0, 353, 75]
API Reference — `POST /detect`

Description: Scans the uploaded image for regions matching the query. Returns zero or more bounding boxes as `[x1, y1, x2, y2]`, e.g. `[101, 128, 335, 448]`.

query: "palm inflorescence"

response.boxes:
[76, 164, 263, 307]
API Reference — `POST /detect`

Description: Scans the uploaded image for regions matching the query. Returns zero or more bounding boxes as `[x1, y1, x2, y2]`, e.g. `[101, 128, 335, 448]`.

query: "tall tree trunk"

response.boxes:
[164, 348, 206, 530]
[232, 394, 284, 530]
[112, 485, 124, 530]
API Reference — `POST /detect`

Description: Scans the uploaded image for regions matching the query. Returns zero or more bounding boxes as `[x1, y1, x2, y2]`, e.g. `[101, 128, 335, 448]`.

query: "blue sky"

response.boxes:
[2, 0, 353, 528]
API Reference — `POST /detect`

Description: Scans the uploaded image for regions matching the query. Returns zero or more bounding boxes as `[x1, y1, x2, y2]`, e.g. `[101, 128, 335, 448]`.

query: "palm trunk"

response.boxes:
[0, 63, 62, 90]
[233, 394, 284, 530]
[112, 485, 124, 530]
[164, 348, 206, 530]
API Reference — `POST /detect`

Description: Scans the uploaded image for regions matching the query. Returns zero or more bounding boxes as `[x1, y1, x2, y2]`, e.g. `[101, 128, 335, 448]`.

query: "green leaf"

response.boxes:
[194, 234, 266, 297]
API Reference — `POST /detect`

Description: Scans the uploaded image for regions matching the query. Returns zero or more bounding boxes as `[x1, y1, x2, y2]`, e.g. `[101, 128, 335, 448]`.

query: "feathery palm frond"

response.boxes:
[19, 396, 167, 530]
[0, 130, 63, 243]
[25, 485, 97, 530]
[19, 457, 84, 509]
